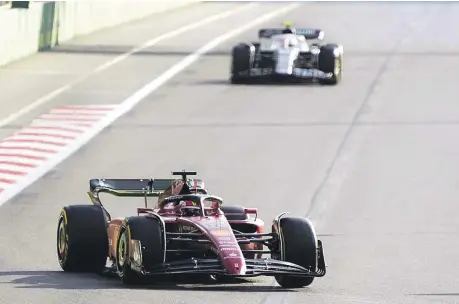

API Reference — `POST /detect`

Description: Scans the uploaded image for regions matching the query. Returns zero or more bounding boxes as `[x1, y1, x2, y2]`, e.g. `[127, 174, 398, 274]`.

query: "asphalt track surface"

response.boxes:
[0, 1, 459, 304]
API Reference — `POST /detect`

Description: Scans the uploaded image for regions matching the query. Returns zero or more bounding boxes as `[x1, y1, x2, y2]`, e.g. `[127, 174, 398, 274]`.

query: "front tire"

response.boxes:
[318, 44, 343, 85]
[230, 43, 254, 84]
[274, 216, 318, 288]
[57, 205, 108, 273]
[116, 216, 164, 285]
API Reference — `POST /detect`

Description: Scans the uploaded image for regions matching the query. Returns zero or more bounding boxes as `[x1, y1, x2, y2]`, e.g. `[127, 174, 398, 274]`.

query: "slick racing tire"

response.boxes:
[116, 216, 164, 285]
[220, 205, 248, 221]
[230, 43, 254, 84]
[273, 216, 318, 288]
[57, 205, 108, 273]
[318, 44, 343, 85]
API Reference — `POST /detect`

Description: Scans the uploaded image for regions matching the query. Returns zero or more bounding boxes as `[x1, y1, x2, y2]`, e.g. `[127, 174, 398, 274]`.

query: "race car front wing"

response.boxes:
[236, 67, 333, 79]
[129, 240, 326, 278]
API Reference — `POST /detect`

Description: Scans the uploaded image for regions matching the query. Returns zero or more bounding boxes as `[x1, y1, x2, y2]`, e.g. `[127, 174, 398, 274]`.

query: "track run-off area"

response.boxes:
[0, 2, 459, 304]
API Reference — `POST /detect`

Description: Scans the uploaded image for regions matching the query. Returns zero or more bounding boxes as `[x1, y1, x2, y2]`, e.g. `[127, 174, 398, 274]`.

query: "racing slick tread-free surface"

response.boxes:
[274, 216, 317, 288]
[230, 44, 253, 84]
[57, 205, 108, 273]
[116, 216, 164, 285]
[318, 44, 342, 85]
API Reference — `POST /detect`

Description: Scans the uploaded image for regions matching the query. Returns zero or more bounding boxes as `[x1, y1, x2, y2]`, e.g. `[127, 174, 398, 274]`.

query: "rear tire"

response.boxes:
[116, 216, 164, 285]
[318, 44, 343, 85]
[274, 216, 318, 288]
[57, 205, 108, 273]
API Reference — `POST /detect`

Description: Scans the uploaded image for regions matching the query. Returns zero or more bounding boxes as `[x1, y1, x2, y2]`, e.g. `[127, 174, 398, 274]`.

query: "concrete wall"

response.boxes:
[0, 3, 44, 67]
[0, 0, 200, 68]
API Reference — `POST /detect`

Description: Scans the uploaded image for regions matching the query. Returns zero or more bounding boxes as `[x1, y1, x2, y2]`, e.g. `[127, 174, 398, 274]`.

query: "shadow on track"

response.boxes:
[195, 79, 326, 87]
[41, 44, 229, 57]
[0, 271, 297, 292]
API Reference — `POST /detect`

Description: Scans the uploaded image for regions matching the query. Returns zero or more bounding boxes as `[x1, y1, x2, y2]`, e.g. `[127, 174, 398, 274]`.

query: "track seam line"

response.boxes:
[305, 20, 427, 222]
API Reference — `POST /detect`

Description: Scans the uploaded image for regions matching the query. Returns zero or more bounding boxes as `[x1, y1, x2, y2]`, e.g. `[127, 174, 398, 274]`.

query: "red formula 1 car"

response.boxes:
[56, 171, 326, 288]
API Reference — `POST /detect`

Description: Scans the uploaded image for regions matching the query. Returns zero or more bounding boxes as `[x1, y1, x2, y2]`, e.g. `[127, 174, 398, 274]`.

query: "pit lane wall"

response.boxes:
[0, 0, 200, 68]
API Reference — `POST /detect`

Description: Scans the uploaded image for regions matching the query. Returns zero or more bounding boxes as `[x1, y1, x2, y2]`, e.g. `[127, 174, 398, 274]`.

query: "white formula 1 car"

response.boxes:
[230, 22, 343, 85]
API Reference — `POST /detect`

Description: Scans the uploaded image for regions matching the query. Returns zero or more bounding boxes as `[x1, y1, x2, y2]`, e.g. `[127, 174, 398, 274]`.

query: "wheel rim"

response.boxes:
[118, 230, 128, 267]
[57, 217, 67, 259]
[335, 58, 341, 75]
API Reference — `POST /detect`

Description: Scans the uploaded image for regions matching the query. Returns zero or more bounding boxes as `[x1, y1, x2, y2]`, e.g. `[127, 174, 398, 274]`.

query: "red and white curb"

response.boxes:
[0, 105, 119, 196]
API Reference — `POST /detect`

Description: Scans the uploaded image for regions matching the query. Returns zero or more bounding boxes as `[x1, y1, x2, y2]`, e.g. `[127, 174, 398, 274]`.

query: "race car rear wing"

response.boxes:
[258, 28, 324, 40]
[88, 176, 206, 205]
[88, 178, 173, 206]
[87, 170, 205, 208]
[89, 178, 173, 197]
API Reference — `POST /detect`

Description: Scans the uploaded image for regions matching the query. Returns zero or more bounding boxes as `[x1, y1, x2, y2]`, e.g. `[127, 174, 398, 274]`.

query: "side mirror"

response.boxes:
[244, 208, 258, 220]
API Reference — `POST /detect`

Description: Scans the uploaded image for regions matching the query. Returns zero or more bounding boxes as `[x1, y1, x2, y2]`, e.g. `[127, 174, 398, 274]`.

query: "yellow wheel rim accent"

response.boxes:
[58, 219, 67, 255]
[118, 231, 127, 266]
[335, 59, 341, 75]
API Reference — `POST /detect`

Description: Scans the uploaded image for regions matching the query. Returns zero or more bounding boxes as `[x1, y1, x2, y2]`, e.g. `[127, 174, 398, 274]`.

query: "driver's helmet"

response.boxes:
[282, 26, 296, 35]
[179, 200, 201, 216]
[282, 21, 296, 35]
[282, 28, 296, 34]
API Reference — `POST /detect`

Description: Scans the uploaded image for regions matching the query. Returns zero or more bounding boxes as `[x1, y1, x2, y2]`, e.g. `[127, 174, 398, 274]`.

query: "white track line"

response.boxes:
[0, 3, 257, 129]
[0, 2, 301, 205]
